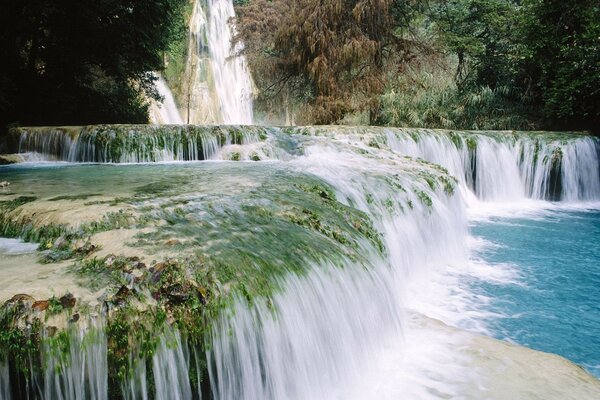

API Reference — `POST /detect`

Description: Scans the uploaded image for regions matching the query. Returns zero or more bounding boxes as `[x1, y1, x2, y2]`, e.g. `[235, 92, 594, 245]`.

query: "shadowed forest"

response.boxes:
[1, 0, 598, 132]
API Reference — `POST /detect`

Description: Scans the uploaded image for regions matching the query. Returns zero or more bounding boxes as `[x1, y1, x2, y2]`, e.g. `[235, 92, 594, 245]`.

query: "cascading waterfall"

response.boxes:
[206, 0, 254, 124]
[1, 125, 600, 399]
[383, 128, 600, 202]
[42, 324, 107, 400]
[151, 77, 185, 125]
[184, 0, 254, 124]
[10, 125, 265, 163]
[208, 148, 468, 399]
[9, 125, 599, 201]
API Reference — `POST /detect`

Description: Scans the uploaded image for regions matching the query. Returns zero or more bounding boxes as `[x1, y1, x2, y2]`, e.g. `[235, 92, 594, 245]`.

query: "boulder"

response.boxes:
[59, 293, 76, 309]
[32, 300, 49, 312]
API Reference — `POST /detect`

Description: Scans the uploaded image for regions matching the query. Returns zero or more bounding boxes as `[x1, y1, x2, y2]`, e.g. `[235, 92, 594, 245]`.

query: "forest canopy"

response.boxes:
[0, 0, 187, 130]
[235, 0, 600, 132]
[0, 0, 598, 133]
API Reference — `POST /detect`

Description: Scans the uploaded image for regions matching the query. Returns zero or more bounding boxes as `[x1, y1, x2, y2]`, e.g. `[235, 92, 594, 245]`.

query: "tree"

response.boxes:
[236, 0, 418, 124]
[518, 0, 600, 130]
[430, 0, 600, 131]
[0, 0, 186, 131]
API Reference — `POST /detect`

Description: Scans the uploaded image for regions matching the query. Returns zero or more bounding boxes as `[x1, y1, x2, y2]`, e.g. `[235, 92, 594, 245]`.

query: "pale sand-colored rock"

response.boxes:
[11, 198, 134, 229]
[0, 253, 95, 304]
[413, 314, 600, 399]
[91, 227, 178, 264]
[469, 331, 600, 399]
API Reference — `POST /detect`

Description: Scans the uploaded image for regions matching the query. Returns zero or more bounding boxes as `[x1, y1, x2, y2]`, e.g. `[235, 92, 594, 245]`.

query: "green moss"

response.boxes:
[0, 303, 43, 378]
[466, 136, 478, 152]
[46, 297, 64, 316]
[416, 190, 433, 208]
[449, 132, 463, 149]
[533, 140, 541, 164]
[439, 175, 457, 196]
[48, 194, 102, 202]
[71, 257, 128, 290]
[294, 182, 336, 201]
[552, 146, 563, 164]
[367, 138, 381, 149]
[0, 196, 37, 211]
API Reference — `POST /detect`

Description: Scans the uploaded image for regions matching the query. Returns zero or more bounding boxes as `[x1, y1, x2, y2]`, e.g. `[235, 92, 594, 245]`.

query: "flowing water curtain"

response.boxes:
[382, 129, 600, 202]
[184, 0, 254, 125]
[11, 126, 266, 163]
[150, 77, 185, 125]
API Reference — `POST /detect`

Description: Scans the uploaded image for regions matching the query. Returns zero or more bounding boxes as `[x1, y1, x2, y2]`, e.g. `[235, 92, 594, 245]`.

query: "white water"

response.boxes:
[14, 126, 263, 163]
[0, 238, 38, 255]
[152, 77, 184, 125]
[2, 127, 600, 399]
[151, 0, 253, 125]
[205, 131, 600, 399]
[207, 143, 471, 399]
[382, 129, 600, 202]
[42, 323, 107, 400]
[206, 0, 253, 124]
[185, 0, 254, 124]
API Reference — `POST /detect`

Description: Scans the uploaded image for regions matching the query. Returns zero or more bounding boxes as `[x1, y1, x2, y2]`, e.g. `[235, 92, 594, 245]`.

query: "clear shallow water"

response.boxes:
[470, 208, 600, 377]
[2, 150, 600, 398]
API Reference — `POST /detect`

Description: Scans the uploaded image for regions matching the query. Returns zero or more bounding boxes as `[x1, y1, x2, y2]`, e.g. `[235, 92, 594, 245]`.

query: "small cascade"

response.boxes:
[208, 150, 467, 399]
[151, 331, 192, 400]
[42, 324, 107, 400]
[7, 125, 600, 201]
[10, 125, 265, 163]
[183, 0, 254, 124]
[150, 77, 184, 125]
[380, 128, 600, 202]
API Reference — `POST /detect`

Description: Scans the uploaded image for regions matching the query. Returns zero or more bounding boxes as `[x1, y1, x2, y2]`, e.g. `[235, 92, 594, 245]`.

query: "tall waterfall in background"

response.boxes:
[206, 0, 254, 124]
[184, 0, 254, 124]
[151, 0, 254, 125]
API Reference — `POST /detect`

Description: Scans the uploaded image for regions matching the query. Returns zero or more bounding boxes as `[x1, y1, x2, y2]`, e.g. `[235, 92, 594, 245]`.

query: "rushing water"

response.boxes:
[152, 77, 185, 125]
[205, 0, 254, 124]
[468, 207, 600, 377]
[9, 126, 599, 202]
[150, 0, 254, 125]
[1, 126, 599, 399]
[185, 0, 254, 124]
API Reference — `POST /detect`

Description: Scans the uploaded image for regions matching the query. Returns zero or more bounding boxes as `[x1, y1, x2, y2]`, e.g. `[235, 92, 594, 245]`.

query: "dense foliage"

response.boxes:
[235, 0, 600, 131]
[0, 0, 597, 132]
[0, 0, 187, 131]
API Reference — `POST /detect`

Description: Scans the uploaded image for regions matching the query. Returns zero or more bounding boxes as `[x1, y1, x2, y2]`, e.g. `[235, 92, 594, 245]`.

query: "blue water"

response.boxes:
[471, 208, 600, 377]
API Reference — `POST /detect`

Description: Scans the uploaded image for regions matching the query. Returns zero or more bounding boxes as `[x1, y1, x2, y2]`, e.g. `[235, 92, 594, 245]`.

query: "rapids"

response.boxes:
[0, 125, 599, 399]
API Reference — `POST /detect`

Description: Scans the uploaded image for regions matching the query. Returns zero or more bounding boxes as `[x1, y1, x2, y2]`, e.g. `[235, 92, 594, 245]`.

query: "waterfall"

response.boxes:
[8, 126, 600, 201]
[184, 0, 254, 124]
[206, 0, 254, 124]
[11, 125, 265, 163]
[208, 147, 467, 399]
[150, 77, 184, 125]
[2, 125, 600, 399]
[380, 128, 600, 202]
[42, 324, 107, 400]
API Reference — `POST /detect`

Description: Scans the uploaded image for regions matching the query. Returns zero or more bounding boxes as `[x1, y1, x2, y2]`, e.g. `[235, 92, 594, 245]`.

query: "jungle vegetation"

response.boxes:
[0, 0, 187, 130]
[0, 0, 598, 133]
[235, 0, 600, 132]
